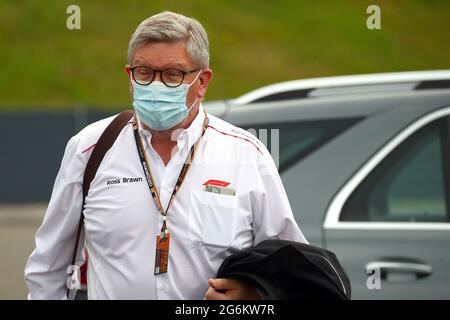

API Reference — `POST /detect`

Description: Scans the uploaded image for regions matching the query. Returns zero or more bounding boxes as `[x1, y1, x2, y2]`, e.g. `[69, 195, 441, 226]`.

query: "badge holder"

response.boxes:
[154, 230, 171, 275]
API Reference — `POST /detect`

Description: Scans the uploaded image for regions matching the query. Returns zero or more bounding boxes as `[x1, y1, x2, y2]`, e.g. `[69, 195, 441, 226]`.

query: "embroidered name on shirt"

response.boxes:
[106, 177, 143, 186]
[231, 128, 262, 146]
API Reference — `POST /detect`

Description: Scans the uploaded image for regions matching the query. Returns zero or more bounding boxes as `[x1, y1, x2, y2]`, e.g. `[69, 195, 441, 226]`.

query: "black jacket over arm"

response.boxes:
[216, 239, 351, 300]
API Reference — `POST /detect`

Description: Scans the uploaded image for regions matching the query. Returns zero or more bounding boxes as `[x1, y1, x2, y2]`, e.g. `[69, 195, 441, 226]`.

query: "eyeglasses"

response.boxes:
[129, 66, 201, 87]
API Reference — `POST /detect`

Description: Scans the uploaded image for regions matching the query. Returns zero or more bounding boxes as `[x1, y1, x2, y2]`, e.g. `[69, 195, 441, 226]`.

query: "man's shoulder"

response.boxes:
[72, 113, 125, 155]
[207, 114, 266, 156]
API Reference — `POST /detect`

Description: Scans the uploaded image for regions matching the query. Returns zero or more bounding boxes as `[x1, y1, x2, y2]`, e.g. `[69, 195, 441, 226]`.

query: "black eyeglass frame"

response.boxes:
[129, 66, 201, 88]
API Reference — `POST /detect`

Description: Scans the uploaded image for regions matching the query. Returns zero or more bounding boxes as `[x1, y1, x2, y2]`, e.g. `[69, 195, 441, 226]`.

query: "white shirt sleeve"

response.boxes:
[24, 135, 86, 299]
[252, 149, 309, 246]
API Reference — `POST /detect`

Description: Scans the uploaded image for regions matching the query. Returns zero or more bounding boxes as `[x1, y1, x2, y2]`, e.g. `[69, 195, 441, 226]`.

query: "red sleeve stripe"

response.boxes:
[81, 143, 96, 154]
[208, 125, 263, 155]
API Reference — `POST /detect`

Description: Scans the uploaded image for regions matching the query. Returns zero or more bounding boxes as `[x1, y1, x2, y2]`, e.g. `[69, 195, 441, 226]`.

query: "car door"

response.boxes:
[238, 117, 362, 243]
[324, 109, 450, 299]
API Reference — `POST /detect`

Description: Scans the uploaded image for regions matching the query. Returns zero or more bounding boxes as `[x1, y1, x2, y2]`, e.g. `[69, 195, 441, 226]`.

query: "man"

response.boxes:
[25, 11, 308, 300]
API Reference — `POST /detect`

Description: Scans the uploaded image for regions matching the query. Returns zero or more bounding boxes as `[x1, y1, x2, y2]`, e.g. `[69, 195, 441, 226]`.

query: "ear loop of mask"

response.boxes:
[185, 70, 202, 112]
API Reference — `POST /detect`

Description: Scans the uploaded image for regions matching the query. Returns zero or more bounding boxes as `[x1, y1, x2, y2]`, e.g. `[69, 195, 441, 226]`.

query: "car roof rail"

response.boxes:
[231, 70, 450, 105]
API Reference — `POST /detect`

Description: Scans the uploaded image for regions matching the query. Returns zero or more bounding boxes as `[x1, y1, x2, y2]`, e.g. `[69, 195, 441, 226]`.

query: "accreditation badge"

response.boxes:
[154, 231, 170, 275]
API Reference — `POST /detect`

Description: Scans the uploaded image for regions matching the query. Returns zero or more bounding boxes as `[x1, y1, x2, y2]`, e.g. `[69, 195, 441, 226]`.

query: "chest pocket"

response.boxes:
[188, 189, 238, 248]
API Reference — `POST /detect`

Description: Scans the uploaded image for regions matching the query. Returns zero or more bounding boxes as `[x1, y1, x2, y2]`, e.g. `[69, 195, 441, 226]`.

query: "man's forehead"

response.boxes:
[132, 42, 192, 69]
[133, 57, 186, 69]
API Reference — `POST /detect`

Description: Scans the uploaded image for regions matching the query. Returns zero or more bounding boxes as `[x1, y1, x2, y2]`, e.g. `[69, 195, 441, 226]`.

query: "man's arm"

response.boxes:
[24, 135, 86, 299]
[251, 147, 308, 245]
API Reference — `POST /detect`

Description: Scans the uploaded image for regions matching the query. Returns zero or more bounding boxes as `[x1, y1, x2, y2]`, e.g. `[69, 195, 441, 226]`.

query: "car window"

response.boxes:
[340, 118, 449, 222]
[251, 89, 313, 103]
[241, 118, 362, 172]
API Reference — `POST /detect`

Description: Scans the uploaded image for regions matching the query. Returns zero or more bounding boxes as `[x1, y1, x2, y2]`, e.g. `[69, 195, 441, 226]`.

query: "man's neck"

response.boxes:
[141, 106, 200, 165]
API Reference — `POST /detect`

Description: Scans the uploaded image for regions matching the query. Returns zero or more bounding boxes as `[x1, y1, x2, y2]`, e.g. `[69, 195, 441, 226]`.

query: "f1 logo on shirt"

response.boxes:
[202, 179, 230, 187]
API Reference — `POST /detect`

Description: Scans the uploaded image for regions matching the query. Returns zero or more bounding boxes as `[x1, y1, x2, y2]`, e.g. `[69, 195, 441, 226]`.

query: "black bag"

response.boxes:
[216, 239, 351, 300]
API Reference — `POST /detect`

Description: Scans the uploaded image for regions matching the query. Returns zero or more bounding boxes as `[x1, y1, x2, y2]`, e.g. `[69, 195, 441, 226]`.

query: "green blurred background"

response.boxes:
[0, 0, 449, 111]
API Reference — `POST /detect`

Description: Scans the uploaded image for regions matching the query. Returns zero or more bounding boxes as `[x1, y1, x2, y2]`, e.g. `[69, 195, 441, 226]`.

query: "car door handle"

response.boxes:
[365, 261, 433, 280]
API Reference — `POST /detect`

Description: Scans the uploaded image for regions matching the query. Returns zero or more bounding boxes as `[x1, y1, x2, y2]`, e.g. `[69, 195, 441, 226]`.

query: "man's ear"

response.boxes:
[197, 68, 213, 99]
[124, 65, 133, 97]
[124, 65, 131, 77]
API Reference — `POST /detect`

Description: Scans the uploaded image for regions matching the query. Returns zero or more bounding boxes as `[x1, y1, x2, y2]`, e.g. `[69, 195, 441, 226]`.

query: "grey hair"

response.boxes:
[127, 11, 209, 68]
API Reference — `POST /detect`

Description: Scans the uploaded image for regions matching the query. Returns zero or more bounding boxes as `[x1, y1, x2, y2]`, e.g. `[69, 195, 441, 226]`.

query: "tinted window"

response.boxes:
[341, 118, 449, 222]
[242, 118, 362, 172]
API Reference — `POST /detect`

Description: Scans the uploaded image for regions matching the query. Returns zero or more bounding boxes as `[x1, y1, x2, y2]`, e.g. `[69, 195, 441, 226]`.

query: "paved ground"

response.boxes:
[0, 204, 46, 299]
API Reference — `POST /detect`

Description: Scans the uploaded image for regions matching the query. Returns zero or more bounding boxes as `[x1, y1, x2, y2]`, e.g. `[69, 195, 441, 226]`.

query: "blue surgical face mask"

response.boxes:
[132, 71, 201, 131]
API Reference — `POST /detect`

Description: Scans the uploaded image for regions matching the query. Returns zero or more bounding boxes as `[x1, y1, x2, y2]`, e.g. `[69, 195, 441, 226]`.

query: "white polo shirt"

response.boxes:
[25, 104, 308, 300]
